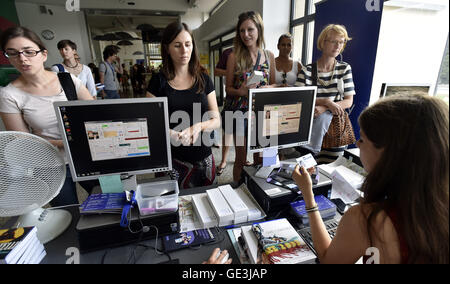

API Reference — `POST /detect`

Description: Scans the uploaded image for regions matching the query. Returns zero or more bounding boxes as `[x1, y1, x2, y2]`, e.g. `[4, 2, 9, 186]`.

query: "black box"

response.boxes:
[242, 167, 332, 216]
[76, 208, 179, 253]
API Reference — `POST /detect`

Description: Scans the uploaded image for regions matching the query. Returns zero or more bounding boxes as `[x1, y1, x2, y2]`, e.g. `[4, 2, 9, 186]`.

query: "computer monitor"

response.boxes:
[380, 83, 432, 98]
[54, 98, 172, 182]
[247, 86, 317, 153]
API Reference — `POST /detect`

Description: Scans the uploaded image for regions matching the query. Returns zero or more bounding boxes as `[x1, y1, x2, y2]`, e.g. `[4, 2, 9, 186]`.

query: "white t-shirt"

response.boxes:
[51, 64, 97, 97]
[0, 74, 83, 141]
[275, 60, 300, 86]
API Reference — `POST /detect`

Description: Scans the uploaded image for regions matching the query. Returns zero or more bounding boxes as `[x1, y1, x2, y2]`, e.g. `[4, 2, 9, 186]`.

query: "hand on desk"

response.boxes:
[202, 248, 232, 264]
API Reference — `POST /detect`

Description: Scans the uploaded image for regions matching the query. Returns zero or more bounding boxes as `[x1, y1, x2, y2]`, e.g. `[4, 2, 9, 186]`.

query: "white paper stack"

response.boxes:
[218, 185, 249, 224]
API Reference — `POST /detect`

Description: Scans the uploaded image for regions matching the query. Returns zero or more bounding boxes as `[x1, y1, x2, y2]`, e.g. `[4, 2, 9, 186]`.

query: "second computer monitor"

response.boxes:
[248, 86, 317, 153]
[54, 98, 172, 182]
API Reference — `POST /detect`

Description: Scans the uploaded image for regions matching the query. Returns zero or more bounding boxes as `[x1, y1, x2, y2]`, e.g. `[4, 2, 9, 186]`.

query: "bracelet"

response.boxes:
[306, 207, 319, 213]
[305, 204, 319, 213]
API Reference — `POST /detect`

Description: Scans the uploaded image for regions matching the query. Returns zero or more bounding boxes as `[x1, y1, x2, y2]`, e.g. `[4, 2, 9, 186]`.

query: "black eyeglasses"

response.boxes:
[239, 11, 256, 19]
[282, 72, 287, 85]
[3, 49, 45, 58]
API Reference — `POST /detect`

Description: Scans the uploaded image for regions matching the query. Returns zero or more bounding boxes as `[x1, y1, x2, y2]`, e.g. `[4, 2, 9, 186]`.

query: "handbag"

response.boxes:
[311, 62, 356, 148]
[322, 111, 356, 148]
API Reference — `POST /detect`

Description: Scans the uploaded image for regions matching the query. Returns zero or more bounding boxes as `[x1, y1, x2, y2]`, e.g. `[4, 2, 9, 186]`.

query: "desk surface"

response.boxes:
[41, 186, 237, 264]
[37, 170, 336, 264]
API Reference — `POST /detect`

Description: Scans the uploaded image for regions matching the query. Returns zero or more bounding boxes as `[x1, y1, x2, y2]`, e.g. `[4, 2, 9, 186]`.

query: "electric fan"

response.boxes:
[0, 131, 72, 244]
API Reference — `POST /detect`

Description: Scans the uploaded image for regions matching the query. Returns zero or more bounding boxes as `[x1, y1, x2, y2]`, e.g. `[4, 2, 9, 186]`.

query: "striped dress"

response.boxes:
[296, 61, 356, 164]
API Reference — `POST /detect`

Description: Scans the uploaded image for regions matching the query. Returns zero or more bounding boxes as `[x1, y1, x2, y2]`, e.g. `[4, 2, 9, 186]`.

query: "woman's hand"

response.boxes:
[314, 105, 328, 117]
[179, 123, 202, 145]
[238, 79, 257, 97]
[292, 165, 314, 199]
[202, 248, 232, 264]
[326, 101, 345, 116]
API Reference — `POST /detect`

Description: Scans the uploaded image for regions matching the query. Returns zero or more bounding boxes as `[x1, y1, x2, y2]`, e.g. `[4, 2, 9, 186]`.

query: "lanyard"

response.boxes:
[106, 62, 116, 82]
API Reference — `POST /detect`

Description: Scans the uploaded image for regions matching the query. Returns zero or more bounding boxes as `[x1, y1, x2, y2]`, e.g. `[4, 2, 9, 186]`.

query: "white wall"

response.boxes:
[262, 0, 291, 56]
[370, 3, 449, 104]
[194, 0, 290, 58]
[15, 2, 92, 68]
[195, 0, 264, 44]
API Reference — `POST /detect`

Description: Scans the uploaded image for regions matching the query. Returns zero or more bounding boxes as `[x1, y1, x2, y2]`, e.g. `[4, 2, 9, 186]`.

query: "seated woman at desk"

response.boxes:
[292, 94, 449, 264]
[146, 21, 220, 189]
[0, 27, 94, 206]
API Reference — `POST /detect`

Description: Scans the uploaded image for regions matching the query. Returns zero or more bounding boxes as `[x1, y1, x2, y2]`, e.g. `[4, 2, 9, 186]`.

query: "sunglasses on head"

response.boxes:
[239, 11, 256, 19]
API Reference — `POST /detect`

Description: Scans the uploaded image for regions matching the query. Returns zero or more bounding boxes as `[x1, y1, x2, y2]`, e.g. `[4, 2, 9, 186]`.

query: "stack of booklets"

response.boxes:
[79, 192, 127, 215]
[290, 195, 336, 225]
[238, 218, 316, 264]
[1, 227, 46, 264]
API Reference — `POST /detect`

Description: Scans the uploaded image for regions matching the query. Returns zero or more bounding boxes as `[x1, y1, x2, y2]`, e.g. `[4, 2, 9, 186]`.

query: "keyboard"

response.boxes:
[298, 219, 339, 256]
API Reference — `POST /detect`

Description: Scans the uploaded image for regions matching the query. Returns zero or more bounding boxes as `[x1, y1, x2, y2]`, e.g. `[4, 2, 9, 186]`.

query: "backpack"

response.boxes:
[52, 64, 77, 101]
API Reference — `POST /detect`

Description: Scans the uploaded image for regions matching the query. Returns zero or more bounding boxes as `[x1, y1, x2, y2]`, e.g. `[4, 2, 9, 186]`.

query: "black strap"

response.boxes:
[311, 62, 318, 86]
[57, 73, 77, 101]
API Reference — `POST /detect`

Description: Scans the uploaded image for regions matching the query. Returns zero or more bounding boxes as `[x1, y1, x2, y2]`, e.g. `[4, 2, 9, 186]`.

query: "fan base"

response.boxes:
[16, 208, 72, 244]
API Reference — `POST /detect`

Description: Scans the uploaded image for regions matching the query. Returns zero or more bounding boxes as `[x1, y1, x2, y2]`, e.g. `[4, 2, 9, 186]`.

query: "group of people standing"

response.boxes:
[0, 9, 448, 263]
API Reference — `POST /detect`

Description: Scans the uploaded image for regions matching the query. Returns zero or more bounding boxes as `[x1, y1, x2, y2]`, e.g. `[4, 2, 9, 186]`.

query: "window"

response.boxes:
[144, 43, 162, 69]
[209, 29, 235, 107]
[370, 0, 449, 104]
[290, 0, 319, 65]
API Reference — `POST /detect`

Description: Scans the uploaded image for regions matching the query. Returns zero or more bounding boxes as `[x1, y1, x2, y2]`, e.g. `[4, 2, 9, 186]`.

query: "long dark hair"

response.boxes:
[0, 26, 47, 52]
[359, 94, 449, 263]
[161, 21, 206, 94]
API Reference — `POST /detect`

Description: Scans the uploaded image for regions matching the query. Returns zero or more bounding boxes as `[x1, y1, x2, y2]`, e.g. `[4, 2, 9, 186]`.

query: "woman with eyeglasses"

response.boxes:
[275, 33, 302, 87]
[0, 26, 93, 206]
[296, 24, 355, 163]
[225, 11, 276, 182]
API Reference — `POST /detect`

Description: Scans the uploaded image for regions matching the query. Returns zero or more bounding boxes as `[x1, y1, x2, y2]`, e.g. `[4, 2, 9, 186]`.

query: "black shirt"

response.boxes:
[147, 71, 215, 163]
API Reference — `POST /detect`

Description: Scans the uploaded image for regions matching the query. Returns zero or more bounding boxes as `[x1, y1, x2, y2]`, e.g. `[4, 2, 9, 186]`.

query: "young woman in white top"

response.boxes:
[275, 33, 302, 87]
[0, 27, 93, 206]
[51, 39, 97, 98]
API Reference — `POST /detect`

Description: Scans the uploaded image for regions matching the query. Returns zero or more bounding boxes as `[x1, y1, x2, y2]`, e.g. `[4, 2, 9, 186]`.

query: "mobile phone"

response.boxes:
[331, 198, 347, 214]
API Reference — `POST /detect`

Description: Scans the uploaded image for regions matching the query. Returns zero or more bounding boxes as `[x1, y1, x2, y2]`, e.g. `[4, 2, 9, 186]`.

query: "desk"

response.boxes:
[41, 186, 237, 264]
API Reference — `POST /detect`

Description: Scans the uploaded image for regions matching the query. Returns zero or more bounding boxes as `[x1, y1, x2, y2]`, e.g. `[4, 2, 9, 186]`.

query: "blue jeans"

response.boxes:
[104, 89, 120, 99]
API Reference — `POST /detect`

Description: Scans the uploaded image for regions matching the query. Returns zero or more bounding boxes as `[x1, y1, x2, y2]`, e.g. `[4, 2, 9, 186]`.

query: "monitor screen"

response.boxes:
[54, 98, 171, 181]
[247, 87, 317, 153]
[380, 83, 431, 98]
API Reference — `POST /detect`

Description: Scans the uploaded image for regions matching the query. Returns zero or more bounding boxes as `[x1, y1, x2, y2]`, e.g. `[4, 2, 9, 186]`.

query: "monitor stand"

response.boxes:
[254, 149, 280, 179]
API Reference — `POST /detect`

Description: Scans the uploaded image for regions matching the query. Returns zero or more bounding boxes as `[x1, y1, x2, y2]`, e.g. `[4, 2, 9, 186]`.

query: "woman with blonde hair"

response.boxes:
[296, 24, 356, 163]
[225, 11, 276, 182]
[293, 94, 449, 264]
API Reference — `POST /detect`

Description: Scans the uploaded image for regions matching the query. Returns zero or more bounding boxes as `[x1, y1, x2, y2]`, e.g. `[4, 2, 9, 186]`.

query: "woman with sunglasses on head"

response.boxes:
[225, 11, 276, 183]
[146, 21, 220, 189]
[275, 33, 302, 87]
[0, 27, 93, 207]
[292, 94, 449, 264]
[296, 24, 355, 163]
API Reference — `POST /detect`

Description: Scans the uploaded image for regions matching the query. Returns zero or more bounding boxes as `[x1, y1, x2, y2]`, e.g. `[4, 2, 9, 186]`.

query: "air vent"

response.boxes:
[39, 5, 48, 14]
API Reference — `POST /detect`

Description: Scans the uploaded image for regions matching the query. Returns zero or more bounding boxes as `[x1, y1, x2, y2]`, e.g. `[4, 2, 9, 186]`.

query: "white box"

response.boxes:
[191, 193, 218, 228]
[219, 185, 249, 224]
[235, 187, 264, 221]
[206, 188, 234, 227]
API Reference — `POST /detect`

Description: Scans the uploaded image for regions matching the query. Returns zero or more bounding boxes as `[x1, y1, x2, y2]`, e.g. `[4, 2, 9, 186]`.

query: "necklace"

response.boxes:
[64, 61, 79, 69]
[317, 59, 336, 87]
